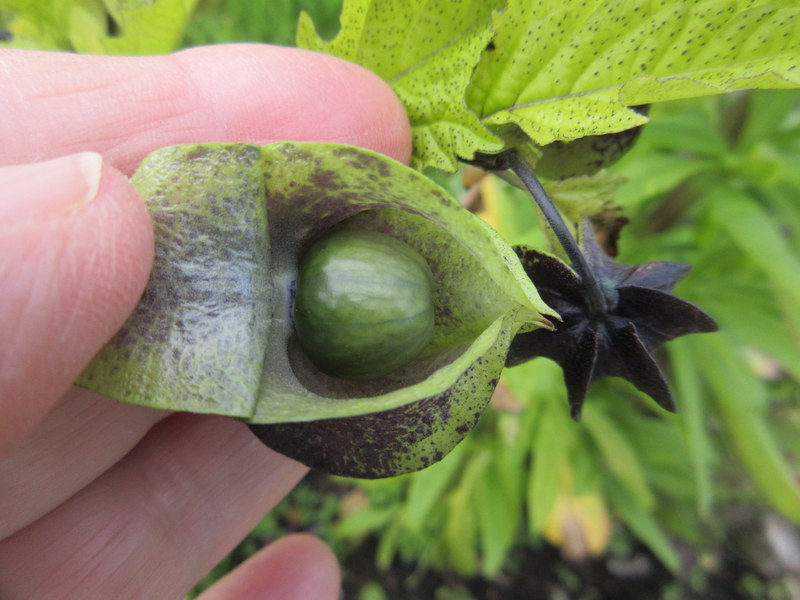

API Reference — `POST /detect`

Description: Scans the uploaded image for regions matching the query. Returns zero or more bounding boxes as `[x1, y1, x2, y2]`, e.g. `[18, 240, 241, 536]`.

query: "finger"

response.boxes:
[0, 387, 167, 540]
[0, 414, 308, 600]
[0, 153, 154, 458]
[1, 42, 410, 530]
[0, 44, 412, 174]
[197, 534, 341, 600]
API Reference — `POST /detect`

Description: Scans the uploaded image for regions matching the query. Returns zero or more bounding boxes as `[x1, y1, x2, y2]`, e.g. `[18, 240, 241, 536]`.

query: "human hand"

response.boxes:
[0, 44, 411, 599]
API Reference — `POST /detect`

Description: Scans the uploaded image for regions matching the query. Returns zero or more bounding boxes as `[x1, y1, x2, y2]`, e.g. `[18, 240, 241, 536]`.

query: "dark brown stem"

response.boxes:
[505, 150, 608, 315]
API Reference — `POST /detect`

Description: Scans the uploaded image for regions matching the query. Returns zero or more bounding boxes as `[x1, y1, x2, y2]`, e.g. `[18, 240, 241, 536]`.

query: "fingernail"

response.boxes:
[0, 152, 104, 224]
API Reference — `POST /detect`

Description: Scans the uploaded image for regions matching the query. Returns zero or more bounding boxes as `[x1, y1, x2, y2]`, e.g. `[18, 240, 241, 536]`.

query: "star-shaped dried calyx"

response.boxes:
[506, 220, 718, 419]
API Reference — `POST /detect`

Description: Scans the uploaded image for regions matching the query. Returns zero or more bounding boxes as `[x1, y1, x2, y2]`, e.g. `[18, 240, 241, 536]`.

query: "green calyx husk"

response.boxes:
[77, 142, 555, 478]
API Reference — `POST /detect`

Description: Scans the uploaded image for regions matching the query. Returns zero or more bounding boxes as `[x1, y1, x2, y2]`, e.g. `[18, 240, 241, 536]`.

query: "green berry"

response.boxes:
[293, 230, 435, 379]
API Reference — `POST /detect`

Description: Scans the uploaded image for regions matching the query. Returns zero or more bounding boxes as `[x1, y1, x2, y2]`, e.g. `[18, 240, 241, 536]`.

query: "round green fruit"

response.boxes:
[293, 229, 436, 379]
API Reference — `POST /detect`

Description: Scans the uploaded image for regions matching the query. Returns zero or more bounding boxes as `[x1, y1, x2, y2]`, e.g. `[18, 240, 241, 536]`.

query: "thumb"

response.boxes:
[0, 153, 153, 457]
[197, 534, 341, 600]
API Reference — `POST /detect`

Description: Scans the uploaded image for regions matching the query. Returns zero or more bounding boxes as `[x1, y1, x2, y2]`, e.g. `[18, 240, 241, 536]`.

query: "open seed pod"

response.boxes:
[77, 142, 555, 478]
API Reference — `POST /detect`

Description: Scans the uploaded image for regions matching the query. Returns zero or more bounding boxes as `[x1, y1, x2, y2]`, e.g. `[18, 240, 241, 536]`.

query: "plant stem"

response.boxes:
[505, 150, 608, 315]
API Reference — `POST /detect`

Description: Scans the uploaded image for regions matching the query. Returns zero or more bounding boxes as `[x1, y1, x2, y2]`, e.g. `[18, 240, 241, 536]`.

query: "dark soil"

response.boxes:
[340, 533, 798, 600]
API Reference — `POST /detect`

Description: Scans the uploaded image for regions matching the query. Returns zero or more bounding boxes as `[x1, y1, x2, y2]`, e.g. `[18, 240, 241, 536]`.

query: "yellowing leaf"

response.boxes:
[470, 0, 800, 145]
[542, 465, 612, 560]
[472, 173, 504, 234]
[297, 0, 504, 171]
[301, 0, 800, 170]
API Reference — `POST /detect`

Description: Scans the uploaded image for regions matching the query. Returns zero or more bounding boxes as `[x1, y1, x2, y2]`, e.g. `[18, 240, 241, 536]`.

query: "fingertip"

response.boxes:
[198, 533, 341, 600]
[306, 51, 413, 165]
[2, 45, 412, 172]
[0, 154, 153, 456]
[172, 44, 413, 164]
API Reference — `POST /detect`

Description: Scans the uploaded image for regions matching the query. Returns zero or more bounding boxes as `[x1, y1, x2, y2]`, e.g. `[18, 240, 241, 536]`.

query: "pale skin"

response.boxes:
[0, 44, 412, 599]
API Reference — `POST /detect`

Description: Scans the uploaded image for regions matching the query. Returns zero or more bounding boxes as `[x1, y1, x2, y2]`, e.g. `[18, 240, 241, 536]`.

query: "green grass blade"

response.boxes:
[606, 481, 681, 573]
[707, 183, 800, 310]
[401, 441, 466, 534]
[527, 396, 574, 534]
[668, 338, 715, 518]
[695, 334, 800, 522]
[582, 404, 655, 511]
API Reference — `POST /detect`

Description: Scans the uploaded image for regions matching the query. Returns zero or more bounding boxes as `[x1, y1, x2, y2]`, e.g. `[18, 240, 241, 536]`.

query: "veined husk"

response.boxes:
[78, 142, 555, 478]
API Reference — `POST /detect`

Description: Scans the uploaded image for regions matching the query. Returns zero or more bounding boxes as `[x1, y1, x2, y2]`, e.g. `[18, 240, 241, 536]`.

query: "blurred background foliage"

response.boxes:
[3, 1, 798, 598]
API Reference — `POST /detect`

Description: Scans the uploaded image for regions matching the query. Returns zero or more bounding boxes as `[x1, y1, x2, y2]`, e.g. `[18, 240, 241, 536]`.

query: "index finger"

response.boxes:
[0, 44, 412, 174]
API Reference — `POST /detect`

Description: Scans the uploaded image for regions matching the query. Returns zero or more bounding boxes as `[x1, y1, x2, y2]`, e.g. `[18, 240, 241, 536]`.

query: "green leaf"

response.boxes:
[630, 103, 730, 158]
[544, 170, 626, 224]
[443, 450, 487, 576]
[765, 184, 800, 255]
[358, 583, 390, 600]
[476, 447, 521, 575]
[0, 0, 73, 48]
[376, 517, 403, 569]
[614, 153, 710, 209]
[401, 440, 465, 533]
[582, 403, 655, 511]
[693, 333, 800, 522]
[690, 271, 800, 381]
[527, 395, 574, 534]
[297, 0, 504, 172]
[65, 0, 108, 51]
[299, 0, 800, 172]
[470, 0, 800, 146]
[0, 0, 197, 53]
[706, 182, 800, 312]
[86, 0, 200, 54]
[606, 481, 681, 573]
[735, 89, 800, 152]
[668, 338, 715, 518]
[77, 142, 555, 478]
[333, 505, 398, 539]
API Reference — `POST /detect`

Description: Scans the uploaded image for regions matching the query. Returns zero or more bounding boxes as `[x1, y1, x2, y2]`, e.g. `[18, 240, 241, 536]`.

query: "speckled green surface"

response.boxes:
[297, 0, 505, 171]
[77, 142, 556, 477]
[300, 0, 800, 170]
[470, 0, 800, 145]
[78, 145, 271, 416]
[251, 310, 522, 478]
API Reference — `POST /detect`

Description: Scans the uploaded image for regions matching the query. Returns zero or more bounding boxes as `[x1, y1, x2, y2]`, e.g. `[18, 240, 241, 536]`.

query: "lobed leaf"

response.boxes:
[297, 0, 505, 172]
[471, 0, 800, 146]
[300, 0, 800, 169]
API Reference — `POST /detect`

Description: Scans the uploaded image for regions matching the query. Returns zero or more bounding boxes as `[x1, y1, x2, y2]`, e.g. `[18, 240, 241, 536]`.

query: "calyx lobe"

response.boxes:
[507, 220, 718, 419]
